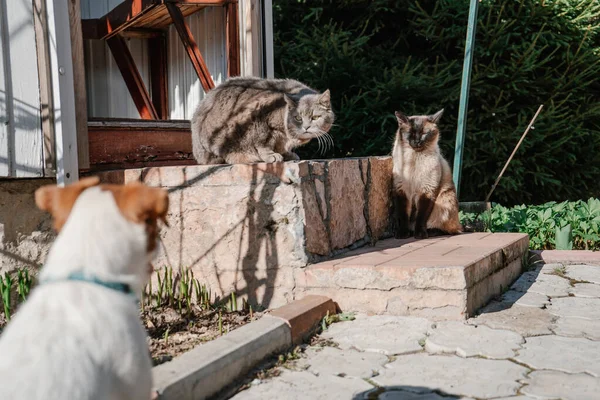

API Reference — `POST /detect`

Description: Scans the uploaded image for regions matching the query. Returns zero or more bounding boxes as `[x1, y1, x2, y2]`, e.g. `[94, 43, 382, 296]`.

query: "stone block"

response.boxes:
[270, 295, 337, 344]
[296, 234, 529, 319]
[328, 159, 367, 249]
[153, 315, 291, 400]
[367, 157, 393, 240]
[301, 181, 330, 256]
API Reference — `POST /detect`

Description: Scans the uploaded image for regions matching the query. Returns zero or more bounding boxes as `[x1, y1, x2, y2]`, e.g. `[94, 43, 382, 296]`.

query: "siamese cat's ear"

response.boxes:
[395, 111, 409, 124]
[429, 109, 444, 124]
[284, 94, 298, 108]
[318, 90, 331, 108]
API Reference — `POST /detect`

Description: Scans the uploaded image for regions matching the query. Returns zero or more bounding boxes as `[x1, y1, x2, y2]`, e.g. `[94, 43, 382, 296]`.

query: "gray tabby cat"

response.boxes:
[191, 76, 335, 164]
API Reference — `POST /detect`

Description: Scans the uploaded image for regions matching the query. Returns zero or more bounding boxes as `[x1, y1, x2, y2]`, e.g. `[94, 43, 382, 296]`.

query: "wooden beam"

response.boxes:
[81, 18, 100, 40]
[87, 120, 194, 171]
[166, 2, 215, 92]
[225, 0, 240, 77]
[69, 0, 90, 169]
[149, 35, 169, 120]
[121, 28, 165, 39]
[107, 34, 158, 120]
[96, 0, 158, 40]
[33, 0, 56, 176]
[46, 0, 80, 184]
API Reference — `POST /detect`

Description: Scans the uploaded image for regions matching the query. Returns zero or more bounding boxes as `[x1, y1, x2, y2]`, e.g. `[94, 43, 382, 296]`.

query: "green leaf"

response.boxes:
[555, 224, 573, 250]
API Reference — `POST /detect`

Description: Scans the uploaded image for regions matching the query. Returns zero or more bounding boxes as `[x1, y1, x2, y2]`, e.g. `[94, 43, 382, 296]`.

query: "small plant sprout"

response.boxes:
[163, 328, 170, 346]
[16, 269, 32, 302]
[218, 310, 223, 335]
[1, 272, 13, 321]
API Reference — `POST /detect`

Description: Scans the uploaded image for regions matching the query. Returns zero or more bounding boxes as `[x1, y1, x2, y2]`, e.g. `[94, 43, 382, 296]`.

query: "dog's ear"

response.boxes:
[111, 183, 169, 226]
[109, 183, 170, 252]
[35, 177, 101, 231]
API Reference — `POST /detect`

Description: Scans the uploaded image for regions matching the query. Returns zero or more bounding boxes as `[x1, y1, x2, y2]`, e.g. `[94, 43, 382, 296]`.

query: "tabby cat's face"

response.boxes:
[395, 109, 444, 151]
[285, 90, 335, 141]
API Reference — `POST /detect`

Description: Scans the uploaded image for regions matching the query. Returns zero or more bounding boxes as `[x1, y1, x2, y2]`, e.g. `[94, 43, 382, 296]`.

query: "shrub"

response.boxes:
[274, 0, 600, 205]
[460, 198, 600, 250]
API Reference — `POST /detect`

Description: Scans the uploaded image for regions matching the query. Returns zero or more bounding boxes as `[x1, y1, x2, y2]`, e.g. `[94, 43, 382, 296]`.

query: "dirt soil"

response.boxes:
[0, 306, 262, 367]
[142, 306, 263, 366]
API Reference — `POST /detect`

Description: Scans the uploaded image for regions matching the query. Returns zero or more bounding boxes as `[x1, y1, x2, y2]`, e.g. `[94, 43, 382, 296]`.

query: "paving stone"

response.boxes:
[468, 302, 555, 336]
[373, 353, 528, 399]
[569, 283, 600, 298]
[566, 265, 600, 284]
[548, 297, 600, 320]
[297, 346, 388, 379]
[515, 335, 600, 376]
[510, 270, 571, 297]
[499, 290, 550, 308]
[230, 370, 373, 400]
[521, 370, 600, 400]
[552, 317, 600, 341]
[425, 321, 524, 359]
[539, 263, 565, 275]
[321, 315, 430, 355]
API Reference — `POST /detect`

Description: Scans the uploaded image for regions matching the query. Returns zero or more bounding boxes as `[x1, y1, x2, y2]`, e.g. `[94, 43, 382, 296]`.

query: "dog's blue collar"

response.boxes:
[42, 272, 135, 298]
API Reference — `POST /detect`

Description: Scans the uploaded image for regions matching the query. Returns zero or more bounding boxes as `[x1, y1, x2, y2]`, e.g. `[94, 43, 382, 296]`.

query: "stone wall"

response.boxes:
[0, 158, 392, 310]
[0, 179, 55, 274]
[97, 157, 393, 308]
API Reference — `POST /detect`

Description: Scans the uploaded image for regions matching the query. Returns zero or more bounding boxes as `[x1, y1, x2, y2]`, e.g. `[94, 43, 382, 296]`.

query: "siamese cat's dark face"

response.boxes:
[395, 109, 444, 151]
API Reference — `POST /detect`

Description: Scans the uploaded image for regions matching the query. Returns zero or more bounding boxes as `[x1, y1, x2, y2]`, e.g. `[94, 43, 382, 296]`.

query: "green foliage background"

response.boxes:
[460, 198, 600, 250]
[273, 0, 600, 205]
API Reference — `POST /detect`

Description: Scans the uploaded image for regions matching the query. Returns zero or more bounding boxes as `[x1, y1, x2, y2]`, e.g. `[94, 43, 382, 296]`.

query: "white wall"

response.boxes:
[0, 0, 44, 177]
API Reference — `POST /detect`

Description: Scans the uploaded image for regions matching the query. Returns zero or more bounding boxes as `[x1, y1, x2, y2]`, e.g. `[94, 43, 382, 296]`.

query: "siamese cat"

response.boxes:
[392, 109, 462, 239]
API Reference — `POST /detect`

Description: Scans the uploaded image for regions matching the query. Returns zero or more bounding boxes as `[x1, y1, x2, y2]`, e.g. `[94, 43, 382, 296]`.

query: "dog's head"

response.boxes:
[35, 177, 169, 287]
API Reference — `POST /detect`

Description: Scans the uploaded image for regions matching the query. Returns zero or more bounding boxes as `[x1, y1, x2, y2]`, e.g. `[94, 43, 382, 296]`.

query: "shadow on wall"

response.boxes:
[0, 179, 55, 274]
[352, 386, 462, 399]
[143, 162, 294, 310]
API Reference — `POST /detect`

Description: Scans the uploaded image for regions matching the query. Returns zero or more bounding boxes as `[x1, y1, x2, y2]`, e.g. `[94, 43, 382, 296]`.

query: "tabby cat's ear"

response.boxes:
[395, 111, 409, 124]
[318, 90, 331, 108]
[284, 94, 297, 108]
[429, 109, 444, 124]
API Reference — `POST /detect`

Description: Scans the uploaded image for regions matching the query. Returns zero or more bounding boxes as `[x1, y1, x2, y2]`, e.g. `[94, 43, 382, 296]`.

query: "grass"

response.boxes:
[0, 269, 34, 322]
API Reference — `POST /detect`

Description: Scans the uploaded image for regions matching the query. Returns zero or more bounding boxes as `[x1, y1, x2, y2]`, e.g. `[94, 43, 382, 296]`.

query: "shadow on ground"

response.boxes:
[352, 385, 461, 399]
[473, 262, 545, 317]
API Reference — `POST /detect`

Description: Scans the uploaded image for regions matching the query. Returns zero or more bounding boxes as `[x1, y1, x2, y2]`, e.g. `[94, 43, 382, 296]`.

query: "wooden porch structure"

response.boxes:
[80, 0, 242, 172]
[82, 0, 240, 121]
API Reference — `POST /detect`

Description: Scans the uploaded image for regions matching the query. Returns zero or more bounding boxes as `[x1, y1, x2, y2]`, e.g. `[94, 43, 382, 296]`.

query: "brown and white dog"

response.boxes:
[0, 177, 168, 400]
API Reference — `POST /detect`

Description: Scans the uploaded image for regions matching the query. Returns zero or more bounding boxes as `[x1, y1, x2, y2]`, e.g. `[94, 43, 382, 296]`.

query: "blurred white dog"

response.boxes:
[0, 177, 168, 400]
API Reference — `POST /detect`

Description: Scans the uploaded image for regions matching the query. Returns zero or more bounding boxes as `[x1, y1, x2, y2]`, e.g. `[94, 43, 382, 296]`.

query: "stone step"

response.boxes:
[295, 232, 529, 320]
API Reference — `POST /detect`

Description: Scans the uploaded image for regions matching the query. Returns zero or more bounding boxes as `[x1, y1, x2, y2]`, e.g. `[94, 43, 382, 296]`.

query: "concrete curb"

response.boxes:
[152, 295, 337, 400]
[530, 250, 600, 265]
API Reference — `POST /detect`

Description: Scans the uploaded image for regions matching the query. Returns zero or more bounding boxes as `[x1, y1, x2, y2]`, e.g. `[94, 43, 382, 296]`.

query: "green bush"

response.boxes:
[274, 0, 600, 205]
[460, 198, 600, 250]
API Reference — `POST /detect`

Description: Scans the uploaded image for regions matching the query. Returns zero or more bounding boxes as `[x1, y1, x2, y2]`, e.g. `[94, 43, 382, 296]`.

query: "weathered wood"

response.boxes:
[121, 28, 165, 39]
[69, 0, 90, 169]
[33, 0, 56, 176]
[87, 120, 194, 171]
[149, 35, 169, 119]
[81, 18, 100, 40]
[107, 34, 158, 120]
[83, 0, 227, 40]
[226, 0, 240, 77]
[166, 2, 215, 92]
